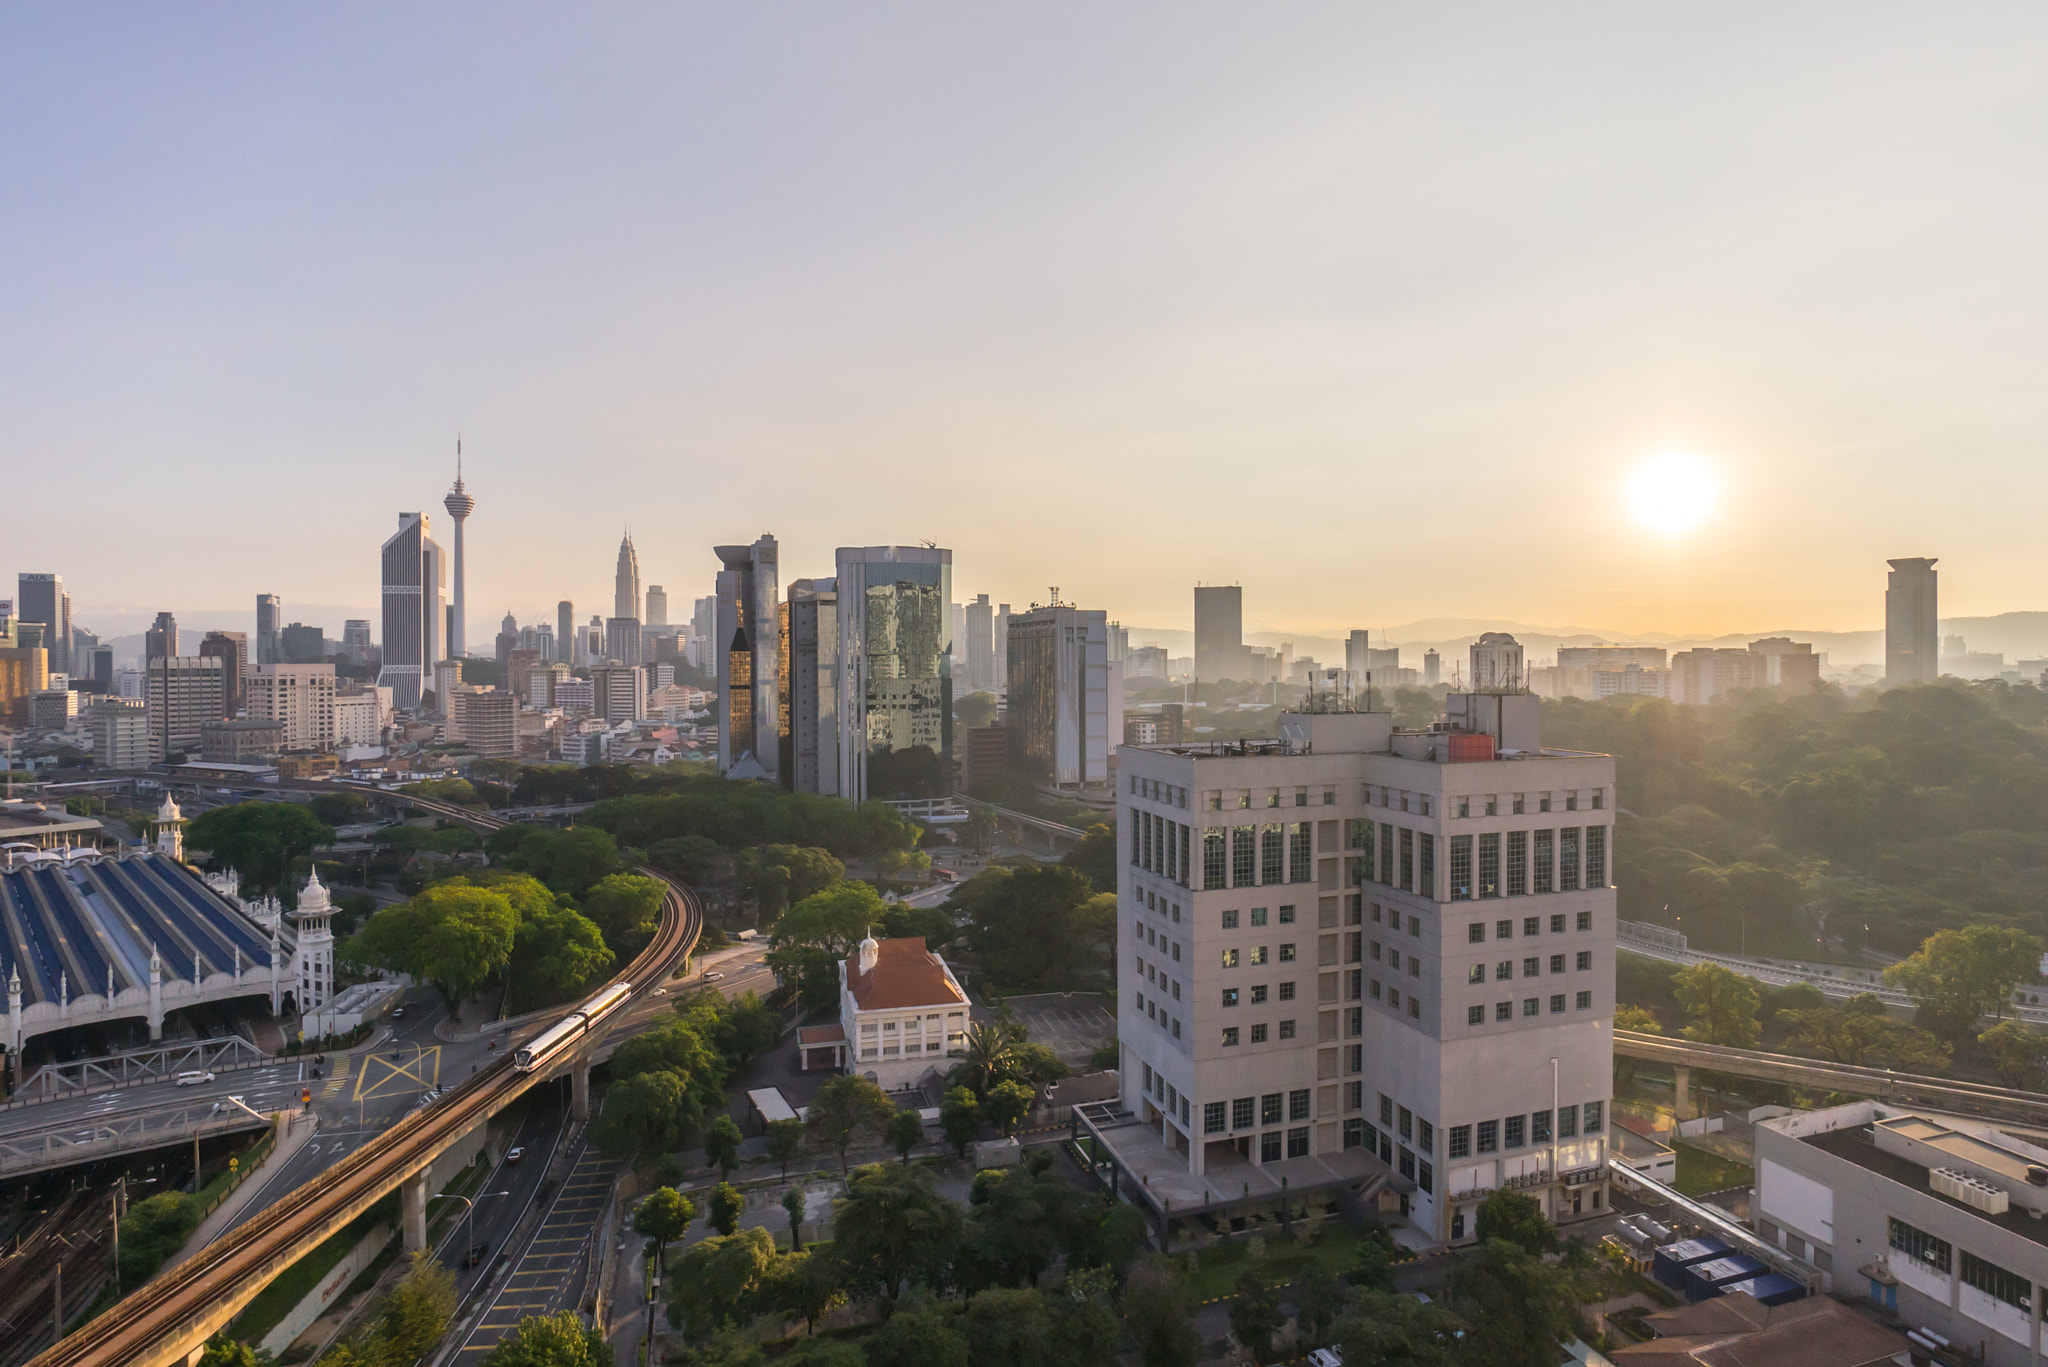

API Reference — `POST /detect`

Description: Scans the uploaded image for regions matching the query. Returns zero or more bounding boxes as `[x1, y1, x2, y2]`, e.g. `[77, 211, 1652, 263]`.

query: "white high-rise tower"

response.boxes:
[443, 441, 475, 660]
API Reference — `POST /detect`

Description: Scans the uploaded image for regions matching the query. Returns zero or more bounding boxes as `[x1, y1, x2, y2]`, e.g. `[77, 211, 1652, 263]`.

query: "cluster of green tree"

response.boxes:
[595, 986, 781, 1159]
[118, 1191, 198, 1287]
[479, 1311, 610, 1367]
[582, 775, 921, 862]
[323, 1252, 457, 1367]
[184, 803, 334, 906]
[944, 866, 1115, 994]
[1542, 681, 2048, 954]
[736, 846, 846, 920]
[1621, 946, 2048, 1086]
[343, 871, 614, 1013]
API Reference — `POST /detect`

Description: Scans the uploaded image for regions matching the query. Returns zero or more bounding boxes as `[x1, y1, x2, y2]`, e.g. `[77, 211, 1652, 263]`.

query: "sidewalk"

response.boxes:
[166, 1111, 317, 1269]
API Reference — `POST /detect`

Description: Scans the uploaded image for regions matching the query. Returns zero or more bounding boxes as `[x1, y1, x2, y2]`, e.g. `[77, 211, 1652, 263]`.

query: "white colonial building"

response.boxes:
[802, 935, 970, 1091]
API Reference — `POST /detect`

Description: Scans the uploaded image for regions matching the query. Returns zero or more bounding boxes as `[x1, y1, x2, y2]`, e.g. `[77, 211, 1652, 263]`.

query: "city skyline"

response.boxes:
[10, 10, 2048, 635]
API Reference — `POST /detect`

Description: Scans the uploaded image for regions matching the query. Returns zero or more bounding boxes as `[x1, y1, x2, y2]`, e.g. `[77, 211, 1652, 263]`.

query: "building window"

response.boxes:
[1222, 1027, 1240, 1047]
[1370, 979, 1381, 999]
[1278, 1019, 1296, 1039]
[1289, 822, 1312, 882]
[1586, 825, 1606, 887]
[1447, 1124, 1471, 1158]
[1222, 948, 1239, 969]
[1962, 1252, 2031, 1312]
[1398, 1146, 1415, 1179]
[1278, 904, 1296, 924]
[1408, 958, 1420, 978]
[1418, 833, 1435, 898]
[1204, 1101, 1226, 1134]
[1477, 832, 1499, 899]
[1468, 922, 1486, 944]
[1222, 988, 1239, 1007]
[1549, 994, 1565, 1014]
[1583, 1101, 1603, 1132]
[1496, 919, 1513, 939]
[1467, 1004, 1484, 1025]
[1379, 822, 1395, 884]
[1279, 981, 1296, 1001]
[1550, 954, 1566, 974]
[1467, 965, 1484, 985]
[1505, 1114, 1524, 1148]
[1387, 989, 1400, 1009]
[1288, 1127, 1311, 1158]
[1204, 828, 1227, 889]
[1523, 997, 1539, 1017]
[1888, 1218, 1950, 1273]
[1578, 910, 1593, 931]
[1233, 826, 1257, 887]
[1249, 946, 1268, 966]
[1344, 1118, 1364, 1148]
[1347, 817, 1372, 850]
[1532, 829, 1554, 894]
[1250, 907, 1268, 927]
[1523, 916, 1540, 936]
[1449, 835, 1472, 901]
[1505, 830, 1527, 896]
[1262, 1131, 1283, 1162]
[1251, 985, 1268, 1004]
[1476, 1120, 1498, 1153]
[1576, 990, 1592, 1010]
[1250, 1023, 1268, 1043]
[1495, 1001, 1511, 1021]
[1532, 1109, 1551, 1143]
[1558, 1104, 1578, 1138]
[1577, 951, 1591, 971]
[1279, 943, 1296, 963]
[1408, 996, 1420, 1018]
[1495, 961, 1512, 981]
[1261, 824, 1285, 885]
[1231, 1096, 1255, 1129]
[1560, 827, 1581, 892]
[1289, 1089, 1311, 1121]
[1222, 908, 1239, 930]
[1523, 957, 1540, 977]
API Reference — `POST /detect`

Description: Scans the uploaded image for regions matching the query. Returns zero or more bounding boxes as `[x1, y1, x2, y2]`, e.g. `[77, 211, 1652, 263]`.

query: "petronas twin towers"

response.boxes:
[605, 533, 643, 664]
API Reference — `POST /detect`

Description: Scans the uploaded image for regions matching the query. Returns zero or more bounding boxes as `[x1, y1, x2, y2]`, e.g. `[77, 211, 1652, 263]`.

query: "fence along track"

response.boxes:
[31, 826, 699, 1367]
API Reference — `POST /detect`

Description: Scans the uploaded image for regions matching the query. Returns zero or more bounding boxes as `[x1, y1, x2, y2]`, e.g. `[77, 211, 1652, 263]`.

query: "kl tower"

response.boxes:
[443, 439, 475, 659]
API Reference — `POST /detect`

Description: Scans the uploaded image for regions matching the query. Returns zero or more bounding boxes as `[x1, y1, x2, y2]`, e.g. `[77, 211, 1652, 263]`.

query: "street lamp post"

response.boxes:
[426, 1191, 509, 1273]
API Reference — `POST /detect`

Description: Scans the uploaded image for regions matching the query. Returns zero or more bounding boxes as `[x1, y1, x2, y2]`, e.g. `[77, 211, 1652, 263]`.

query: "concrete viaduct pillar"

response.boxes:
[1673, 1065, 1691, 1120]
[402, 1173, 428, 1253]
[571, 1061, 591, 1122]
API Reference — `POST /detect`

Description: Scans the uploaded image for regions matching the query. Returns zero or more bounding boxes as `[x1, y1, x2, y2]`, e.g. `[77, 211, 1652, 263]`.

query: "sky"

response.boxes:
[8, 6, 2048, 644]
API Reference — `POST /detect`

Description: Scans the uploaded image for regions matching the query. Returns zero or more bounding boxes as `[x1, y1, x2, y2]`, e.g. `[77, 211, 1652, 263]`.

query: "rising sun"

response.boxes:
[1628, 452, 1717, 536]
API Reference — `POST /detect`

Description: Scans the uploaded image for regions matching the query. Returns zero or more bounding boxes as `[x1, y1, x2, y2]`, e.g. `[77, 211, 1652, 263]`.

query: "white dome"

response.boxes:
[157, 794, 182, 821]
[296, 867, 331, 916]
[857, 934, 880, 974]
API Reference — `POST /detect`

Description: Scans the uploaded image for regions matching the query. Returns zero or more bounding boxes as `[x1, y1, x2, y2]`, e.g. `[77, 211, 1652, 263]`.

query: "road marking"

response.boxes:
[352, 1047, 441, 1100]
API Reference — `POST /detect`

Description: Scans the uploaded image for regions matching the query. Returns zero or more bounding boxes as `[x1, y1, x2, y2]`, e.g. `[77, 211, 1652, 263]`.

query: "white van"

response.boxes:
[175, 1070, 215, 1087]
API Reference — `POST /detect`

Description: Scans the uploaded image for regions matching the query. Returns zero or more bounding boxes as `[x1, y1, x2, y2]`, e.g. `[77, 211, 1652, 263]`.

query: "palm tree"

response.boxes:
[951, 1015, 1026, 1099]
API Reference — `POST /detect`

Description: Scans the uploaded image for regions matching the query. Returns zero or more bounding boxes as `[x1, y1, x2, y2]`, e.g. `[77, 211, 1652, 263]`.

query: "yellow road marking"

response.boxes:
[351, 1047, 441, 1100]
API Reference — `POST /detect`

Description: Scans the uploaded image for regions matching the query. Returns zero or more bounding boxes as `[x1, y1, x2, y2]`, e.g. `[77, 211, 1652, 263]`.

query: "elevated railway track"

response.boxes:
[29, 788, 702, 1367]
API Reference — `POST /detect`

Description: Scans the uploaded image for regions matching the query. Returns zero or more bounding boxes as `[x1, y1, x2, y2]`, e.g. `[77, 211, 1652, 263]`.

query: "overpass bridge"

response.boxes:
[1612, 1028, 2048, 1128]
[0, 1101, 272, 1179]
[955, 796, 1088, 853]
[30, 790, 704, 1367]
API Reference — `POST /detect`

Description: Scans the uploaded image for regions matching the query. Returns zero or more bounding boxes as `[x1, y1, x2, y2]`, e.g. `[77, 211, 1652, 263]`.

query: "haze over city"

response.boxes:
[11, 7, 2048, 640]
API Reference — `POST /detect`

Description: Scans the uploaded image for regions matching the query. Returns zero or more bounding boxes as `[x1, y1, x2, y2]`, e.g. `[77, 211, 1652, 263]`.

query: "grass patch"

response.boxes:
[1671, 1144, 1753, 1197]
[1181, 1220, 1368, 1302]
[229, 1194, 398, 1345]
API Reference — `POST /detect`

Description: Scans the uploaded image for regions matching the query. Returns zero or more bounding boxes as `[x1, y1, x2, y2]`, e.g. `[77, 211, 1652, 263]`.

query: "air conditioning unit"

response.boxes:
[1932, 1167, 2010, 1215]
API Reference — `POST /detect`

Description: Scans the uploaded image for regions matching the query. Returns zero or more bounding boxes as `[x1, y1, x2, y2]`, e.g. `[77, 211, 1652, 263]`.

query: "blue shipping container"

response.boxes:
[1721, 1273, 1807, 1308]
[1652, 1238, 1733, 1291]
[1684, 1255, 1768, 1301]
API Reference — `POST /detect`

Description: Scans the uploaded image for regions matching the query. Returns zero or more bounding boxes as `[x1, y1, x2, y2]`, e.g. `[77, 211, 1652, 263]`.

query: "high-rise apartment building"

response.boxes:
[16, 574, 69, 676]
[1109, 695, 1615, 1249]
[835, 545, 951, 802]
[90, 700, 150, 769]
[645, 585, 667, 627]
[1671, 648, 1770, 705]
[377, 512, 447, 710]
[443, 449, 475, 659]
[1423, 650, 1441, 686]
[1194, 586, 1246, 680]
[455, 689, 517, 757]
[334, 688, 384, 747]
[199, 631, 250, 716]
[716, 535, 781, 781]
[603, 616, 642, 666]
[1747, 637, 1821, 689]
[1886, 557, 1939, 688]
[145, 611, 179, 665]
[146, 656, 227, 760]
[281, 623, 325, 664]
[495, 612, 519, 672]
[256, 594, 283, 665]
[1006, 603, 1111, 789]
[591, 665, 647, 725]
[781, 578, 839, 795]
[247, 664, 339, 750]
[964, 595, 996, 694]
[88, 646, 114, 694]
[557, 601, 574, 661]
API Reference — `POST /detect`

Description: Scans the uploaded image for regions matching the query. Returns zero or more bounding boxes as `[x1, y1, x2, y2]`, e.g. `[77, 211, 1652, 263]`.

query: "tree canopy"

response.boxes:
[1887, 923, 2043, 1037]
[951, 866, 1114, 991]
[184, 802, 334, 902]
[344, 880, 518, 1006]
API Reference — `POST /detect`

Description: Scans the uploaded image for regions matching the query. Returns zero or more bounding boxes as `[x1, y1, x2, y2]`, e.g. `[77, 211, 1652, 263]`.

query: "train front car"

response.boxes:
[513, 1012, 588, 1071]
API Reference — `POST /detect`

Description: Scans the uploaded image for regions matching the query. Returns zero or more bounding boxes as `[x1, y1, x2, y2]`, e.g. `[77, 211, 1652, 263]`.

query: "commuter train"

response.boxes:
[513, 981, 635, 1071]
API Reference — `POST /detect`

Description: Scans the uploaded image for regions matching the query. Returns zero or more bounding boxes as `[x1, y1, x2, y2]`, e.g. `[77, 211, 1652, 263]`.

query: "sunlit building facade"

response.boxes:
[376, 513, 447, 711]
[1006, 601, 1111, 789]
[781, 577, 839, 795]
[716, 534, 781, 781]
[835, 545, 952, 802]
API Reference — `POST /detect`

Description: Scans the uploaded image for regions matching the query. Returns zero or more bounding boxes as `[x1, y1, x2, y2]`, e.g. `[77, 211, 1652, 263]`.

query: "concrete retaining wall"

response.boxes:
[257, 1221, 393, 1358]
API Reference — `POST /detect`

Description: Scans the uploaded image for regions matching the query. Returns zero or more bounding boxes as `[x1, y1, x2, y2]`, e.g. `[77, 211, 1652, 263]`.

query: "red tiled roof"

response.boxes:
[846, 936, 967, 1011]
[797, 1024, 847, 1045]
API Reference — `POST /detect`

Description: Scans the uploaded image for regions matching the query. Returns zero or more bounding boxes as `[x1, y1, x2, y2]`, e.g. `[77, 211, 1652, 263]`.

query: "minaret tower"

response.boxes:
[292, 868, 336, 1016]
[443, 439, 475, 660]
[155, 794, 186, 862]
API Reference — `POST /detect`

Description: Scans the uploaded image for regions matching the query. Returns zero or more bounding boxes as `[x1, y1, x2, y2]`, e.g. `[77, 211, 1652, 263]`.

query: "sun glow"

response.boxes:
[1628, 452, 1717, 537]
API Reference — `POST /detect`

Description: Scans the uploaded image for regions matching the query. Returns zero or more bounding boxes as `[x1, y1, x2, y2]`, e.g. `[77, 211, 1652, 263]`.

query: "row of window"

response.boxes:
[1443, 828, 1607, 899]
[1201, 1088, 1315, 1133]
[1220, 905, 1298, 928]
[1197, 823, 1316, 889]
[1132, 810, 1194, 885]
[1436, 790, 1602, 817]
[1469, 911, 1595, 942]
[1130, 776, 1190, 808]
[1359, 1120, 1434, 1194]
[1466, 992, 1595, 1024]
[1139, 1063, 1193, 1130]
[1203, 786, 1337, 810]
[1444, 1103, 1602, 1158]
[1132, 988, 1182, 1041]
[1219, 943, 1299, 968]
[1464, 952, 1594, 982]
[1888, 1217, 2034, 1313]
[1221, 1021, 1299, 1045]
[1220, 982, 1299, 1005]
[1366, 978, 1425, 1020]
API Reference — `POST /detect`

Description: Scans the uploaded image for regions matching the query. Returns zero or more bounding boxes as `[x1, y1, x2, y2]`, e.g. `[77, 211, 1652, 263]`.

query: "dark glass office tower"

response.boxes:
[835, 546, 952, 802]
[715, 534, 780, 780]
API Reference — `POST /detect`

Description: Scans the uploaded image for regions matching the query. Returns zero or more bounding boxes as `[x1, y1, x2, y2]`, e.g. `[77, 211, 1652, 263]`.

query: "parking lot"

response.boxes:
[996, 992, 1115, 1066]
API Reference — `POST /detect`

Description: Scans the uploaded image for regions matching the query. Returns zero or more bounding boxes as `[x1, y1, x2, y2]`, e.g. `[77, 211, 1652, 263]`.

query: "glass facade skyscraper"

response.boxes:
[377, 512, 446, 711]
[835, 546, 952, 802]
[716, 534, 780, 781]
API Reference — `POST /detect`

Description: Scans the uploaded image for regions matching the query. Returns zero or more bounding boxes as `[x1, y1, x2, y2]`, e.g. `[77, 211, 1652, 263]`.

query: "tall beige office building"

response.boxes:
[146, 656, 227, 760]
[247, 664, 339, 749]
[1886, 557, 1939, 687]
[1102, 692, 1616, 1251]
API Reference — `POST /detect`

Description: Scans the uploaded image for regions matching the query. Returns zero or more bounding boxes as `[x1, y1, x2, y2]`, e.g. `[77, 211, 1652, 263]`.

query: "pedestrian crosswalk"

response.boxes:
[321, 1056, 351, 1097]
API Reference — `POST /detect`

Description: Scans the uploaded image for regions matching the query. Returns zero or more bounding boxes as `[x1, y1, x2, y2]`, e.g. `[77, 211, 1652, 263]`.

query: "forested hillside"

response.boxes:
[1543, 681, 2048, 956]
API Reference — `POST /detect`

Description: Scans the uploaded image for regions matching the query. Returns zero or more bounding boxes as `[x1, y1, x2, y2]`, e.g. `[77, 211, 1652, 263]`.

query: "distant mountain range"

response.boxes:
[1128, 611, 2048, 673]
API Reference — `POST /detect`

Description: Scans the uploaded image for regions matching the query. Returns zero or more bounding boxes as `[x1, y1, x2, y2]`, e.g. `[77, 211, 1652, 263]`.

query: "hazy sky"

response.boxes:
[9, 6, 2048, 641]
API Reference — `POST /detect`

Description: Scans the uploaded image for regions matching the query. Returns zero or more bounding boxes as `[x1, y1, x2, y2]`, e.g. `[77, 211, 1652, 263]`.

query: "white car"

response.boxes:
[175, 1070, 215, 1087]
[704, 971, 724, 982]
[1310, 1351, 1343, 1367]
